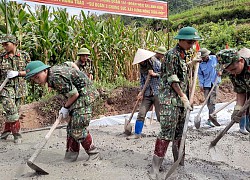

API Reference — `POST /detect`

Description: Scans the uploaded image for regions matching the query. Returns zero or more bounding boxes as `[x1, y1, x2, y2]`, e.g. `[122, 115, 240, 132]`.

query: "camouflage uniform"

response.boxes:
[217, 49, 250, 132]
[47, 66, 99, 161]
[158, 44, 189, 141]
[75, 59, 94, 78]
[0, 36, 30, 140]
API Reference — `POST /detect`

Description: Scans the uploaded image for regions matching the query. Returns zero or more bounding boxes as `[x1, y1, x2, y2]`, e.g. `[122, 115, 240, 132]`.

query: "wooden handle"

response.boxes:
[210, 120, 235, 147]
[28, 115, 62, 163]
[127, 75, 151, 123]
[45, 114, 62, 139]
[210, 97, 236, 116]
[0, 78, 9, 92]
[210, 97, 250, 147]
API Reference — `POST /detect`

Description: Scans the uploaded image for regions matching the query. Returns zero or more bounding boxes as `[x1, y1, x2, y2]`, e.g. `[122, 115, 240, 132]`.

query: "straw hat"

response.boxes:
[238, 47, 250, 58]
[132, 48, 155, 65]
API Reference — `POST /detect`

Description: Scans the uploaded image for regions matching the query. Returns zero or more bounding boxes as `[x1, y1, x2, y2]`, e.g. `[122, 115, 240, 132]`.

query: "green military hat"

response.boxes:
[77, 48, 90, 55]
[155, 46, 167, 55]
[174, 26, 202, 40]
[0, 34, 18, 44]
[25, 60, 50, 79]
[216, 48, 239, 69]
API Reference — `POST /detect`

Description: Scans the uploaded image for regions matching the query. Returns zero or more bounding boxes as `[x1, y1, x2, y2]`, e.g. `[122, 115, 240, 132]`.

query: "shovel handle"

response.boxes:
[0, 78, 9, 92]
[210, 120, 235, 147]
[28, 115, 62, 163]
[127, 75, 151, 123]
[210, 97, 236, 116]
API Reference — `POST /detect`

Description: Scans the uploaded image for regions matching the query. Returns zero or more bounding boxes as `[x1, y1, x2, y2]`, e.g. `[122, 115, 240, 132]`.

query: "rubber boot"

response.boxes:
[1, 122, 12, 140]
[148, 138, 170, 180]
[64, 136, 80, 162]
[126, 120, 144, 140]
[11, 120, 22, 143]
[13, 133, 22, 144]
[245, 116, 250, 133]
[172, 139, 185, 166]
[239, 116, 249, 135]
[81, 133, 100, 164]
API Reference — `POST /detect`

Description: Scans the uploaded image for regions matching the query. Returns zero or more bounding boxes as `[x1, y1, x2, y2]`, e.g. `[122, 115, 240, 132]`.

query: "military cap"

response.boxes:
[77, 48, 90, 55]
[0, 34, 18, 44]
[174, 26, 202, 40]
[216, 48, 240, 69]
[155, 46, 167, 55]
[25, 60, 51, 80]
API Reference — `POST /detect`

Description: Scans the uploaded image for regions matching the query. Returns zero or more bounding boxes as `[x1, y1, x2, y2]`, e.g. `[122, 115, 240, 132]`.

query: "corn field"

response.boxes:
[0, 1, 171, 82]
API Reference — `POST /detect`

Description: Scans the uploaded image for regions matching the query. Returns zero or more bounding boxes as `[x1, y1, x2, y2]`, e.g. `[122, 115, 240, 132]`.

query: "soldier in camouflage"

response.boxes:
[64, 48, 94, 80]
[148, 27, 202, 179]
[25, 60, 100, 163]
[0, 34, 30, 143]
[217, 48, 250, 133]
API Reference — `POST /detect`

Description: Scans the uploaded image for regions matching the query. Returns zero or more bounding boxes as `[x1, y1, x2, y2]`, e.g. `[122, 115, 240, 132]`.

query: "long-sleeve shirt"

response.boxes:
[140, 56, 161, 96]
[198, 55, 221, 88]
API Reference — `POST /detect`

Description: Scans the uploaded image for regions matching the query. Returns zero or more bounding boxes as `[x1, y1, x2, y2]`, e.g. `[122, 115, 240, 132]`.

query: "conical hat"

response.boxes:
[133, 48, 156, 65]
[238, 47, 250, 58]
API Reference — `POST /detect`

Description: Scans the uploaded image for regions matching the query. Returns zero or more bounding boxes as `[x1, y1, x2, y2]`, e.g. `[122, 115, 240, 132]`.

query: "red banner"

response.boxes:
[26, 0, 168, 19]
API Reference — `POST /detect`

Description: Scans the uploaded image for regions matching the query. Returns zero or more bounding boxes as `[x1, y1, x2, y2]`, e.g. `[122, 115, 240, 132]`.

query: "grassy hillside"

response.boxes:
[169, 0, 250, 30]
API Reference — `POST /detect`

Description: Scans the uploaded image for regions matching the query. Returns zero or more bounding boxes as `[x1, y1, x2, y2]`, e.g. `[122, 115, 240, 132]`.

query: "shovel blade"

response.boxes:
[124, 118, 132, 135]
[194, 116, 201, 129]
[27, 161, 49, 175]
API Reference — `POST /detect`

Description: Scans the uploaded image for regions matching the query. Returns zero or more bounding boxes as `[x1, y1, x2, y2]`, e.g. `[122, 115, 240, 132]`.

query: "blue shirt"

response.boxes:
[198, 55, 221, 88]
[140, 56, 161, 96]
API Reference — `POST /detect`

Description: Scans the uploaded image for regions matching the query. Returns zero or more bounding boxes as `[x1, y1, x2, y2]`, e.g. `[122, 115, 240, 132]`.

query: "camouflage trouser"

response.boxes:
[67, 95, 92, 141]
[0, 96, 21, 122]
[137, 95, 160, 122]
[204, 85, 218, 118]
[158, 104, 186, 141]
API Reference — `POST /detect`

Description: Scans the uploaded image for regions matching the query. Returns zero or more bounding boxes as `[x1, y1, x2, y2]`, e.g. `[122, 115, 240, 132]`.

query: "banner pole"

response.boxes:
[5, 0, 9, 34]
[167, 4, 170, 50]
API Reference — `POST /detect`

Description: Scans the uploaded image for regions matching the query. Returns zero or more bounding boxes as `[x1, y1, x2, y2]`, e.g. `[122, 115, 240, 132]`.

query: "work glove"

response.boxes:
[180, 94, 193, 111]
[59, 107, 69, 119]
[231, 105, 242, 123]
[7, 71, 19, 79]
[187, 58, 201, 68]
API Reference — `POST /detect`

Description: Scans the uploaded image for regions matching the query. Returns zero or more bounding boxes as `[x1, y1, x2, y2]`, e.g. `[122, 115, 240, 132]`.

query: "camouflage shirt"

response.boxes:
[0, 49, 30, 98]
[75, 59, 94, 76]
[159, 44, 189, 107]
[47, 66, 98, 111]
[229, 58, 250, 93]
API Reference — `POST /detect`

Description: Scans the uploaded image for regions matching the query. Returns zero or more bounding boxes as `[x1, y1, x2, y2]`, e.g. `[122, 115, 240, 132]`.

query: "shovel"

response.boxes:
[194, 77, 219, 129]
[0, 77, 9, 92]
[27, 114, 62, 175]
[209, 97, 236, 123]
[124, 75, 151, 135]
